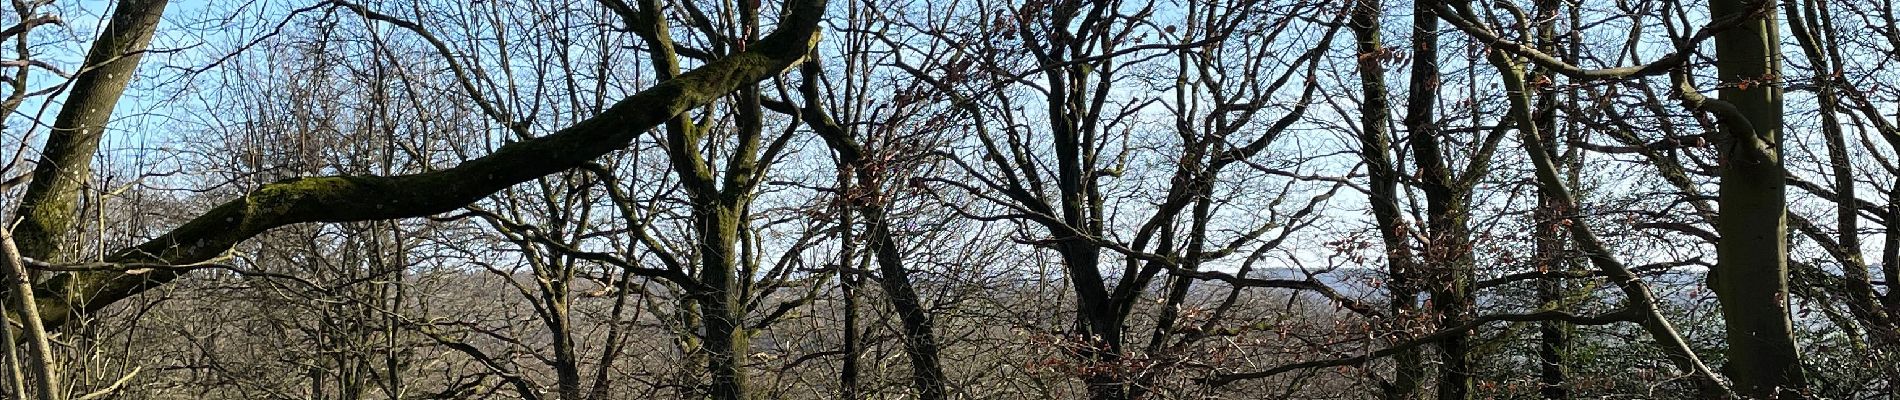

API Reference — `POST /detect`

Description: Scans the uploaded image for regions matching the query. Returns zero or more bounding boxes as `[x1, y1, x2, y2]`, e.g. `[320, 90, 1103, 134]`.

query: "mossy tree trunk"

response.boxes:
[13, 0, 171, 263]
[615, 0, 792, 398]
[2, 2, 171, 397]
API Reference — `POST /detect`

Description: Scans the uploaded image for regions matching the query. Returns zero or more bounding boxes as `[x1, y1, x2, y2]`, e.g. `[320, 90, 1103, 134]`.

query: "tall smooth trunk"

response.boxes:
[1708, 0, 1807, 397]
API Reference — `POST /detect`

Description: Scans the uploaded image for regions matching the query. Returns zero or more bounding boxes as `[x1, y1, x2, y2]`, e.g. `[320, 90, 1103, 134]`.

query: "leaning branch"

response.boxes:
[29, 0, 828, 330]
[1434, 0, 1763, 81]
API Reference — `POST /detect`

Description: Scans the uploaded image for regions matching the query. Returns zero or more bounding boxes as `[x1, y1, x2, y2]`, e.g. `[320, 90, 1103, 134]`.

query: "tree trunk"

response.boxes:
[1532, 1, 1572, 397]
[1402, 2, 1475, 399]
[793, 57, 951, 400]
[1708, 0, 1807, 397]
[698, 205, 751, 400]
[864, 210, 949, 400]
[1534, 183, 1571, 400]
[14, 0, 170, 262]
[1347, 0, 1424, 397]
[837, 179, 862, 400]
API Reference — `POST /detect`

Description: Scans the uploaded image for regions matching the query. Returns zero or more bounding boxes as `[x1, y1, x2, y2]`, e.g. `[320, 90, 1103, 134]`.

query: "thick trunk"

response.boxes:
[14, 0, 171, 262]
[693, 82, 765, 400]
[1038, 13, 1125, 396]
[1534, 193, 1571, 400]
[1059, 242, 1130, 400]
[1708, 0, 1807, 397]
[701, 299, 750, 400]
[699, 206, 750, 400]
[549, 303, 582, 400]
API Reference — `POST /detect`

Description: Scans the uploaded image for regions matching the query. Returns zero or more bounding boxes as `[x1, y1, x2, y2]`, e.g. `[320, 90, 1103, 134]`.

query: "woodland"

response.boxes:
[0, 0, 1890, 399]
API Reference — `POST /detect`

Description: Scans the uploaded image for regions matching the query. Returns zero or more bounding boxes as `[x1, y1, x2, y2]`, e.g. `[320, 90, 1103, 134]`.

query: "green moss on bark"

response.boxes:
[29, 0, 829, 334]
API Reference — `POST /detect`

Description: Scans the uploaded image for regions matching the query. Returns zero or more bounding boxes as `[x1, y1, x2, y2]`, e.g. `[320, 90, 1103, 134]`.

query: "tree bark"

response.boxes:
[1532, 1, 1572, 397]
[14, 0, 170, 262]
[1404, 2, 1476, 398]
[26, 0, 828, 337]
[0, 232, 59, 400]
[1707, 0, 1807, 397]
[1347, 0, 1424, 397]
